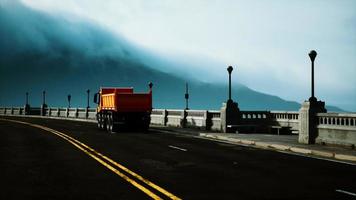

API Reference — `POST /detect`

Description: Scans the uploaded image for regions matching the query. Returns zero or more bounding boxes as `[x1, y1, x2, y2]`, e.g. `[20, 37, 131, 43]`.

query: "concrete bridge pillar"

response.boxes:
[298, 100, 326, 144]
[221, 101, 241, 133]
[24, 104, 30, 115]
[40, 104, 47, 116]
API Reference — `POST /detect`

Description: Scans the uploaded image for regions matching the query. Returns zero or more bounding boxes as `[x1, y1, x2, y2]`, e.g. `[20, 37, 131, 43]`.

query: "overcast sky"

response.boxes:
[20, 0, 356, 111]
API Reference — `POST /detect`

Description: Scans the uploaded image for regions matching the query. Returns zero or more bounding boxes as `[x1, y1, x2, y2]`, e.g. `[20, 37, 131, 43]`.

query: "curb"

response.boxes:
[0, 114, 97, 123]
[198, 133, 356, 163]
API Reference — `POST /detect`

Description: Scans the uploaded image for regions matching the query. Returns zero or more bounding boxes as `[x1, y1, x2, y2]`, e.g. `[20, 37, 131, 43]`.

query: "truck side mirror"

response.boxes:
[93, 93, 99, 104]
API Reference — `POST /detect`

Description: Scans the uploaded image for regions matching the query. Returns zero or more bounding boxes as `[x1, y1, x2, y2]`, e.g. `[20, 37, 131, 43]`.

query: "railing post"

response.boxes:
[57, 108, 60, 117]
[11, 107, 14, 115]
[66, 108, 69, 118]
[203, 110, 209, 130]
[181, 110, 187, 128]
[24, 104, 30, 115]
[86, 107, 89, 119]
[163, 109, 168, 126]
[75, 108, 79, 118]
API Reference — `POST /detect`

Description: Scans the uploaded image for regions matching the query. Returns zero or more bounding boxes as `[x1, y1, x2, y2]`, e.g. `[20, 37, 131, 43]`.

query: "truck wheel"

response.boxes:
[103, 114, 108, 131]
[107, 113, 114, 133]
[141, 114, 150, 132]
[98, 114, 103, 129]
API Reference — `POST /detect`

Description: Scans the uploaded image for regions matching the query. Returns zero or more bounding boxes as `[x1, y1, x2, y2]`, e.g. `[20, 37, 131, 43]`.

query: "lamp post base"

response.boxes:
[298, 100, 326, 144]
[221, 100, 241, 133]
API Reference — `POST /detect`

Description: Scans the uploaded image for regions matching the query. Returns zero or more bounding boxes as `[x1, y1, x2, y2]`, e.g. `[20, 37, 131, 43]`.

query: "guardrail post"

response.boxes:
[85, 107, 89, 119]
[57, 108, 60, 117]
[40, 104, 47, 116]
[24, 104, 30, 115]
[181, 110, 187, 128]
[163, 109, 168, 126]
[203, 110, 209, 130]
[75, 108, 79, 118]
[66, 108, 69, 118]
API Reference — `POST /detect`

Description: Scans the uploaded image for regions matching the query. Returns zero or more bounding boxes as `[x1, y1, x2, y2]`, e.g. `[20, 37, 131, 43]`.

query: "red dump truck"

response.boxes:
[94, 83, 153, 132]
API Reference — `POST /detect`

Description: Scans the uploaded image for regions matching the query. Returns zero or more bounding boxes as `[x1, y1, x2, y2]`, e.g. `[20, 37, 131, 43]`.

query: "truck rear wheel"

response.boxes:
[97, 114, 103, 129]
[102, 114, 108, 131]
[107, 113, 113, 133]
[107, 112, 119, 133]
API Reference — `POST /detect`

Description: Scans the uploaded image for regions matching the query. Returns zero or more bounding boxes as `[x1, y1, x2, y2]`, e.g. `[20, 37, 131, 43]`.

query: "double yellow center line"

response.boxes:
[1, 118, 181, 200]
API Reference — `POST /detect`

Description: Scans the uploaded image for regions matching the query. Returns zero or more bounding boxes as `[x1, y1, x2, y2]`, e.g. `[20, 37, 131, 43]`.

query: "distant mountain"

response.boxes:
[0, 1, 344, 112]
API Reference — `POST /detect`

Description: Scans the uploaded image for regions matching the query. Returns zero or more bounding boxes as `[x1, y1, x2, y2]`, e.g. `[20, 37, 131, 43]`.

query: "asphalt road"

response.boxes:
[1, 116, 355, 200]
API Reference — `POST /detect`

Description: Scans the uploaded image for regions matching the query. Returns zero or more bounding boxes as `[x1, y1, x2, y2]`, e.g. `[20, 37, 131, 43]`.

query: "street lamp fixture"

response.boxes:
[86, 89, 90, 109]
[42, 90, 46, 105]
[185, 82, 189, 110]
[308, 50, 317, 102]
[227, 66, 233, 103]
[67, 94, 71, 108]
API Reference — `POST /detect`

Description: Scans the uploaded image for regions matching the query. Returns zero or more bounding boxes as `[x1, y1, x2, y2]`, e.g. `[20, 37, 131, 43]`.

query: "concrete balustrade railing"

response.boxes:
[185, 110, 208, 129]
[0, 107, 97, 120]
[316, 113, 356, 147]
[208, 111, 221, 131]
[271, 111, 299, 133]
[151, 109, 167, 125]
[1, 106, 356, 147]
[150, 109, 221, 131]
[166, 109, 185, 127]
[0, 107, 301, 132]
[241, 111, 269, 119]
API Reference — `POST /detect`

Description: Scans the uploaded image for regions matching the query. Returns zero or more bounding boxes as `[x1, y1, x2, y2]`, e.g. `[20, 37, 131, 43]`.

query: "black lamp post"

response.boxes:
[227, 66, 233, 103]
[308, 50, 317, 102]
[25, 92, 29, 105]
[185, 82, 189, 110]
[42, 90, 46, 105]
[86, 89, 90, 109]
[67, 94, 71, 108]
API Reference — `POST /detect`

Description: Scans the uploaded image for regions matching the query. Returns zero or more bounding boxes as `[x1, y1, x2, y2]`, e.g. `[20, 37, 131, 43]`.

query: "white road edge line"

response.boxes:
[336, 189, 356, 197]
[193, 136, 356, 166]
[168, 145, 187, 152]
[152, 128, 356, 166]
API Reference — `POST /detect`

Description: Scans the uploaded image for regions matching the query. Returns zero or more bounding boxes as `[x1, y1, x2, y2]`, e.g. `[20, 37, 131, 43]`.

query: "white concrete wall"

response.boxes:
[316, 113, 356, 147]
[166, 109, 184, 127]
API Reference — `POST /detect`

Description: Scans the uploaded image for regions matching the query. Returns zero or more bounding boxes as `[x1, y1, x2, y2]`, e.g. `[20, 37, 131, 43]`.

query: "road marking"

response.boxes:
[191, 134, 356, 166]
[1, 118, 181, 200]
[168, 145, 187, 152]
[336, 189, 356, 197]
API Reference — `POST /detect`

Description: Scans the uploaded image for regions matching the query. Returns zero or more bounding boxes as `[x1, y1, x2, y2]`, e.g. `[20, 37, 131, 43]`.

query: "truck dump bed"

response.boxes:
[99, 88, 152, 112]
[95, 83, 153, 132]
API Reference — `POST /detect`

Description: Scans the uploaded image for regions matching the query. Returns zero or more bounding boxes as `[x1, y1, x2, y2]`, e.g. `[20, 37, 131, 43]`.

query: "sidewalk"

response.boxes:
[152, 126, 356, 164]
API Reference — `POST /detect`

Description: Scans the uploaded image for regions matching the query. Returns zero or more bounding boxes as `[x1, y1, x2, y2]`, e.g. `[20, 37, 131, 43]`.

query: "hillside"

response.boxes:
[0, 1, 343, 111]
